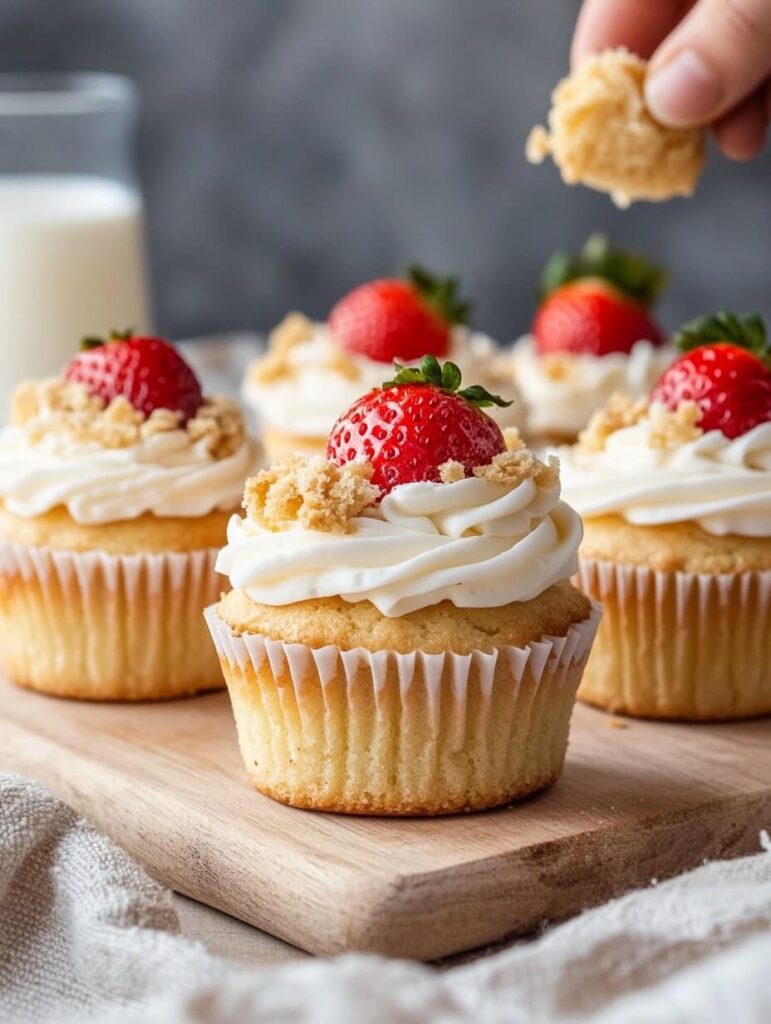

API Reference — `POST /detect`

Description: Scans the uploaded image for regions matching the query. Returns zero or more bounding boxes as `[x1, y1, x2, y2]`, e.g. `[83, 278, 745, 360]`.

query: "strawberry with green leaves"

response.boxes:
[328, 266, 471, 364]
[533, 234, 667, 357]
[64, 330, 203, 423]
[327, 356, 511, 494]
[651, 312, 771, 440]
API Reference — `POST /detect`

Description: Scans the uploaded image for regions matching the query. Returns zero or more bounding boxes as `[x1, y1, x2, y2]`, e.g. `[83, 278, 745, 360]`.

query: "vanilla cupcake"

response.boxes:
[243, 267, 519, 459]
[0, 332, 259, 700]
[208, 359, 599, 815]
[559, 313, 771, 720]
[513, 235, 673, 445]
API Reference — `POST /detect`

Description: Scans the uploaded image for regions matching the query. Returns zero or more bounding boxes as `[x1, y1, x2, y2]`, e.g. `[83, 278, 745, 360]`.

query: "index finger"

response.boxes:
[571, 0, 689, 67]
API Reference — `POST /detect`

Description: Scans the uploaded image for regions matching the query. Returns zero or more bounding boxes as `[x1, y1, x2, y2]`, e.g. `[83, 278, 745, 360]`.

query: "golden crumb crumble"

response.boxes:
[527, 48, 705, 208]
[243, 456, 379, 533]
[502, 427, 526, 452]
[647, 400, 702, 449]
[578, 392, 649, 452]
[578, 393, 703, 452]
[11, 379, 245, 458]
[474, 449, 560, 489]
[249, 312, 359, 385]
[439, 461, 465, 484]
[541, 353, 574, 381]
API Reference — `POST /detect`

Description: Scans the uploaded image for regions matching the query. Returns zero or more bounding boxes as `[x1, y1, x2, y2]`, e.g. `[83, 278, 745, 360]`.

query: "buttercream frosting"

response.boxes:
[558, 417, 771, 537]
[512, 336, 672, 437]
[0, 423, 259, 525]
[216, 470, 582, 617]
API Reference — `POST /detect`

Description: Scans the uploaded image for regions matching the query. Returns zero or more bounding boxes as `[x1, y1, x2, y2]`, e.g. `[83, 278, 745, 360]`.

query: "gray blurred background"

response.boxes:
[3, 0, 769, 341]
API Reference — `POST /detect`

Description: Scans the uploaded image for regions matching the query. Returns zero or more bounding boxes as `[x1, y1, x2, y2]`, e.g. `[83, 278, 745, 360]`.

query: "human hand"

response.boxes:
[572, 0, 771, 160]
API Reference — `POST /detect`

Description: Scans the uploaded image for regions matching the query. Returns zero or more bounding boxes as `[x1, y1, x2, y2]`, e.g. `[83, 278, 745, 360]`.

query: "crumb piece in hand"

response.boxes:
[243, 456, 380, 533]
[527, 48, 705, 208]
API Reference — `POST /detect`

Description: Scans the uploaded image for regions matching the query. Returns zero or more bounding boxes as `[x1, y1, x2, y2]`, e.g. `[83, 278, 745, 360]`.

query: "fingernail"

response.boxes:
[645, 50, 724, 126]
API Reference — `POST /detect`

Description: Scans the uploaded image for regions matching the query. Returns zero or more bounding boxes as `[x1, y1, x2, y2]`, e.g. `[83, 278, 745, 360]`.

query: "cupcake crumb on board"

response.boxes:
[243, 455, 380, 533]
[11, 378, 244, 458]
[527, 48, 705, 208]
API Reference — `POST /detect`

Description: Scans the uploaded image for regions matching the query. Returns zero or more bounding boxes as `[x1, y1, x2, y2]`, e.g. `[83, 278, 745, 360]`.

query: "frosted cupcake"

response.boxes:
[0, 331, 259, 700]
[243, 266, 519, 459]
[513, 235, 673, 444]
[208, 358, 599, 815]
[559, 313, 771, 720]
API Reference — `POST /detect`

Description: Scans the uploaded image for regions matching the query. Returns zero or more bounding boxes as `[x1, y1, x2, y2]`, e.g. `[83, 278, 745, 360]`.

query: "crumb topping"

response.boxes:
[10, 379, 245, 458]
[439, 460, 465, 484]
[578, 392, 649, 452]
[527, 48, 705, 208]
[474, 449, 560, 489]
[502, 427, 526, 452]
[578, 392, 703, 452]
[249, 313, 360, 385]
[541, 353, 575, 381]
[243, 456, 380, 533]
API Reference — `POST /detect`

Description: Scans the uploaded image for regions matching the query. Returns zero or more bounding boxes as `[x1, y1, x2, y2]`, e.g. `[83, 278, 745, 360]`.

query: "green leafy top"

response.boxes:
[539, 233, 668, 306]
[674, 311, 770, 362]
[383, 355, 513, 408]
[407, 265, 471, 326]
[80, 328, 135, 351]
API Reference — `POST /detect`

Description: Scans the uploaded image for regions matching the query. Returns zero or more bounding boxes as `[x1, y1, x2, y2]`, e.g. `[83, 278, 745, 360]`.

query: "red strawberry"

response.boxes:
[328, 266, 470, 364]
[533, 234, 666, 357]
[327, 356, 511, 495]
[650, 312, 771, 439]
[64, 330, 203, 422]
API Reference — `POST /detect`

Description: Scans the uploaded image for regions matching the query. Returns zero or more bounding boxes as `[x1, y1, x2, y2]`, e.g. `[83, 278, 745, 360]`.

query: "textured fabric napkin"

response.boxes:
[1, 773, 769, 1024]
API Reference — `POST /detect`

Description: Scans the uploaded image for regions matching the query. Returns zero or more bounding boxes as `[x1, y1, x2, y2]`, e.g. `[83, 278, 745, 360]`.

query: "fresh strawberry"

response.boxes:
[64, 330, 203, 422]
[532, 233, 667, 357]
[327, 356, 511, 494]
[328, 266, 470, 364]
[650, 312, 771, 439]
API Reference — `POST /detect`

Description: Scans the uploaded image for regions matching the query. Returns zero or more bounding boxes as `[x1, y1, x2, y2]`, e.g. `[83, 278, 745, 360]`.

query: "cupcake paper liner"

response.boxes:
[0, 541, 225, 700]
[577, 558, 771, 720]
[205, 603, 601, 815]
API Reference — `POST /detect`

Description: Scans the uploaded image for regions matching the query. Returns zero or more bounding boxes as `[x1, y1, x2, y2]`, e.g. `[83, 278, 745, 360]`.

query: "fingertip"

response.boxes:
[712, 88, 768, 161]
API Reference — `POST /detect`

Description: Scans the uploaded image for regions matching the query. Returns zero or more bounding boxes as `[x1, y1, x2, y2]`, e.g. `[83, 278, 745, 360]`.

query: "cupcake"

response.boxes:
[0, 331, 259, 700]
[526, 48, 705, 208]
[559, 312, 771, 720]
[208, 358, 599, 815]
[512, 234, 673, 445]
[242, 266, 520, 460]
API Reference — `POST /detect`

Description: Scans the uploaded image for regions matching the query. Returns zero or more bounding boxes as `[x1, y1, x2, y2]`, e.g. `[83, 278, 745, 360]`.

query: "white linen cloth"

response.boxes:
[1, 773, 769, 1024]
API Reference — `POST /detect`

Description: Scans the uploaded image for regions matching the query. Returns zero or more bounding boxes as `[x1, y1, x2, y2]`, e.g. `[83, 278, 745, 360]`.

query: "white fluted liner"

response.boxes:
[205, 604, 601, 815]
[0, 541, 225, 700]
[577, 559, 771, 720]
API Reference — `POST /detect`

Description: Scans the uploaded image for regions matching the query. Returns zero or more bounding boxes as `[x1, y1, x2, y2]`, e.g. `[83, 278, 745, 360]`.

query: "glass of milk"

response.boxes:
[0, 73, 152, 421]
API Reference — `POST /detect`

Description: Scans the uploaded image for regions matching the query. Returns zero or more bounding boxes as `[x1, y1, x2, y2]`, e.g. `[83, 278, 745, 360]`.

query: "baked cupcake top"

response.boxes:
[559, 313, 771, 537]
[218, 359, 582, 617]
[513, 235, 672, 438]
[0, 332, 258, 525]
[243, 267, 518, 439]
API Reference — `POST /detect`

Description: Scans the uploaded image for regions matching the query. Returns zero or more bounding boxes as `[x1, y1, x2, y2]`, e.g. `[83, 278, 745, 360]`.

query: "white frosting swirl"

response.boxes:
[216, 474, 582, 617]
[0, 425, 259, 525]
[243, 324, 520, 439]
[512, 336, 673, 437]
[558, 419, 771, 537]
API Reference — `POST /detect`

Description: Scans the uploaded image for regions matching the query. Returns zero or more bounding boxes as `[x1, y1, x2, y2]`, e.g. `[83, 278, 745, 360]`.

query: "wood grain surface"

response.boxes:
[1, 675, 769, 961]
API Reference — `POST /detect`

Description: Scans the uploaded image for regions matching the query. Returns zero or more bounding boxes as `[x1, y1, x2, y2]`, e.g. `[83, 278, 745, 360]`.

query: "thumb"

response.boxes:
[645, 0, 771, 127]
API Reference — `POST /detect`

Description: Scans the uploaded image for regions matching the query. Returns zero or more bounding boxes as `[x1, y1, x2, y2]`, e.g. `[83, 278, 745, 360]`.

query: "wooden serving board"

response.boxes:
[1, 674, 769, 961]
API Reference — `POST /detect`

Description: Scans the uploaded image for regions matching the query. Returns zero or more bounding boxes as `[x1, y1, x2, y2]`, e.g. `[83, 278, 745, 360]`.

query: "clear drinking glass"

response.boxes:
[0, 73, 152, 420]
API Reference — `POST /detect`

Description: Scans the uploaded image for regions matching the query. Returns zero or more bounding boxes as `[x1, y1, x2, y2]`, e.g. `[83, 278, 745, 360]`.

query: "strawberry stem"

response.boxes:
[539, 233, 667, 306]
[407, 265, 471, 326]
[384, 356, 513, 408]
[674, 311, 770, 361]
[79, 328, 135, 352]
